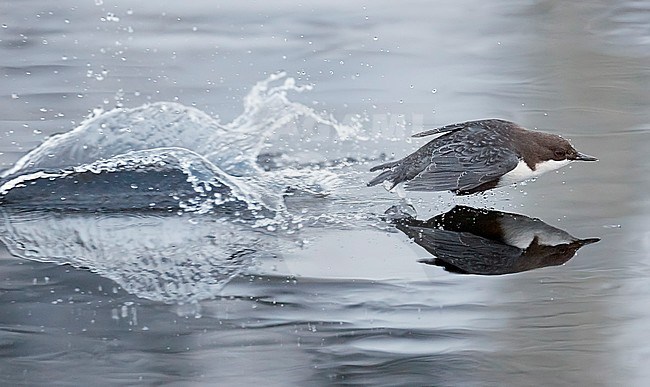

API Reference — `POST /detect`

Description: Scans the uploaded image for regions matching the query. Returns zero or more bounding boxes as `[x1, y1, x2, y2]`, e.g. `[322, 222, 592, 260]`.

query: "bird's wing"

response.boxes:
[411, 119, 508, 138]
[411, 122, 471, 138]
[404, 136, 519, 192]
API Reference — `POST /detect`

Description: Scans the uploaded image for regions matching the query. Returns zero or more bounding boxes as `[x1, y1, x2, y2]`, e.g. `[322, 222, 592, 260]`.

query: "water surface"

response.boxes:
[1, 1, 650, 385]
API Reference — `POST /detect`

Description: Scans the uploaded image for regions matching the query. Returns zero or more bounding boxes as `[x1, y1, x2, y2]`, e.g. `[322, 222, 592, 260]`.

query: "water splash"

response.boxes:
[0, 72, 364, 216]
[0, 73, 369, 303]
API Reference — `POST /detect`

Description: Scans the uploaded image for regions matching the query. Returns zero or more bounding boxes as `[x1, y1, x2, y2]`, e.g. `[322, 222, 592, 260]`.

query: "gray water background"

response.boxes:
[1, 1, 650, 385]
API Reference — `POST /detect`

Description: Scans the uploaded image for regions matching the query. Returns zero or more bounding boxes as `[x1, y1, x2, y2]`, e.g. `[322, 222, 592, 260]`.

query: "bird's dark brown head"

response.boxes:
[516, 130, 598, 168]
[548, 135, 598, 162]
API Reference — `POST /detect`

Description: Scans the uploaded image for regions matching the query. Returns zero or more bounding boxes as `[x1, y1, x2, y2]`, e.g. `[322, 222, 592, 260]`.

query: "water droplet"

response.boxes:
[103, 12, 120, 22]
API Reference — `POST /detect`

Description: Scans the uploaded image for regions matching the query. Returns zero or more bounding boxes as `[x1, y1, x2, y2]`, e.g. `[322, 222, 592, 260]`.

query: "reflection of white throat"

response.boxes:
[499, 216, 576, 249]
[498, 159, 571, 187]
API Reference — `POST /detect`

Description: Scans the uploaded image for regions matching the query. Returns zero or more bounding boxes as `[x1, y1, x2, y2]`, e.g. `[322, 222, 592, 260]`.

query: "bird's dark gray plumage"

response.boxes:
[368, 119, 596, 195]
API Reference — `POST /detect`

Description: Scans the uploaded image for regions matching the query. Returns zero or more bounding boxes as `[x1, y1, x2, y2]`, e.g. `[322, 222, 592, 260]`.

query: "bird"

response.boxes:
[368, 119, 597, 195]
[391, 205, 600, 275]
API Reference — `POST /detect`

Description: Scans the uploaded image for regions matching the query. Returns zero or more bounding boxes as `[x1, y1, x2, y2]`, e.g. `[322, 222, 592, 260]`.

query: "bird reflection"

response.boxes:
[392, 205, 599, 275]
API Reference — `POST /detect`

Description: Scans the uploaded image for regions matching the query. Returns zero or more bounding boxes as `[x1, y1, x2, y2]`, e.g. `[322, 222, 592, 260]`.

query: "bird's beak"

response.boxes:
[574, 152, 598, 162]
[576, 237, 600, 247]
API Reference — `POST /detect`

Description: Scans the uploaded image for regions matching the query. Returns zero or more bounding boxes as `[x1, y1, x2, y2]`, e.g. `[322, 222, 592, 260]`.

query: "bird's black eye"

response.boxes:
[554, 149, 566, 159]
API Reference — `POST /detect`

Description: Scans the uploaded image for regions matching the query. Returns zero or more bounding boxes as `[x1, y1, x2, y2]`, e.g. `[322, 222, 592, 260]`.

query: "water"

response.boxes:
[1, 0, 650, 385]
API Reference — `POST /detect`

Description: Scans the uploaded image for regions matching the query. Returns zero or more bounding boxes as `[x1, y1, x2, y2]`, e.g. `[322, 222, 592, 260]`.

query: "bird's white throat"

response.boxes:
[499, 159, 571, 187]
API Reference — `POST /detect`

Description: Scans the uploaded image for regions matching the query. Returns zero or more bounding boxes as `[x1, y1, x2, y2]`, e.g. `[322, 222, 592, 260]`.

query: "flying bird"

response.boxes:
[368, 119, 596, 195]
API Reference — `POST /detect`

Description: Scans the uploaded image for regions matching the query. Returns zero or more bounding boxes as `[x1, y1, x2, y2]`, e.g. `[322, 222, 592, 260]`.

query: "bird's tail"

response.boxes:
[367, 159, 402, 187]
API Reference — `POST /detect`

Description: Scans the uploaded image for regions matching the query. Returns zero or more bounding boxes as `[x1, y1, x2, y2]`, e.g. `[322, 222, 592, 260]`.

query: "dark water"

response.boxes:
[2, 1, 650, 385]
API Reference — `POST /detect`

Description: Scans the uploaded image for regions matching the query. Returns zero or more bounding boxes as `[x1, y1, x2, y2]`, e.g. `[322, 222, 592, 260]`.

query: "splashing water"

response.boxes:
[0, 72, 365, 213]
[0, 73, 371, 303]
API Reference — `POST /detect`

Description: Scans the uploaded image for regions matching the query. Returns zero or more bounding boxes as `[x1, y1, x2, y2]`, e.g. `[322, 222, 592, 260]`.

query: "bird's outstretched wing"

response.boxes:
[412, 119, 513, 138]
[411, 122, 474, 138]
[405, 128, 519, 192]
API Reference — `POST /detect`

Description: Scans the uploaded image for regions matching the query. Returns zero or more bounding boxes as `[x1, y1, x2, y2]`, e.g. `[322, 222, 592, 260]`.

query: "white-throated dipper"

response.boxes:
[368, 119, 597, 195]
